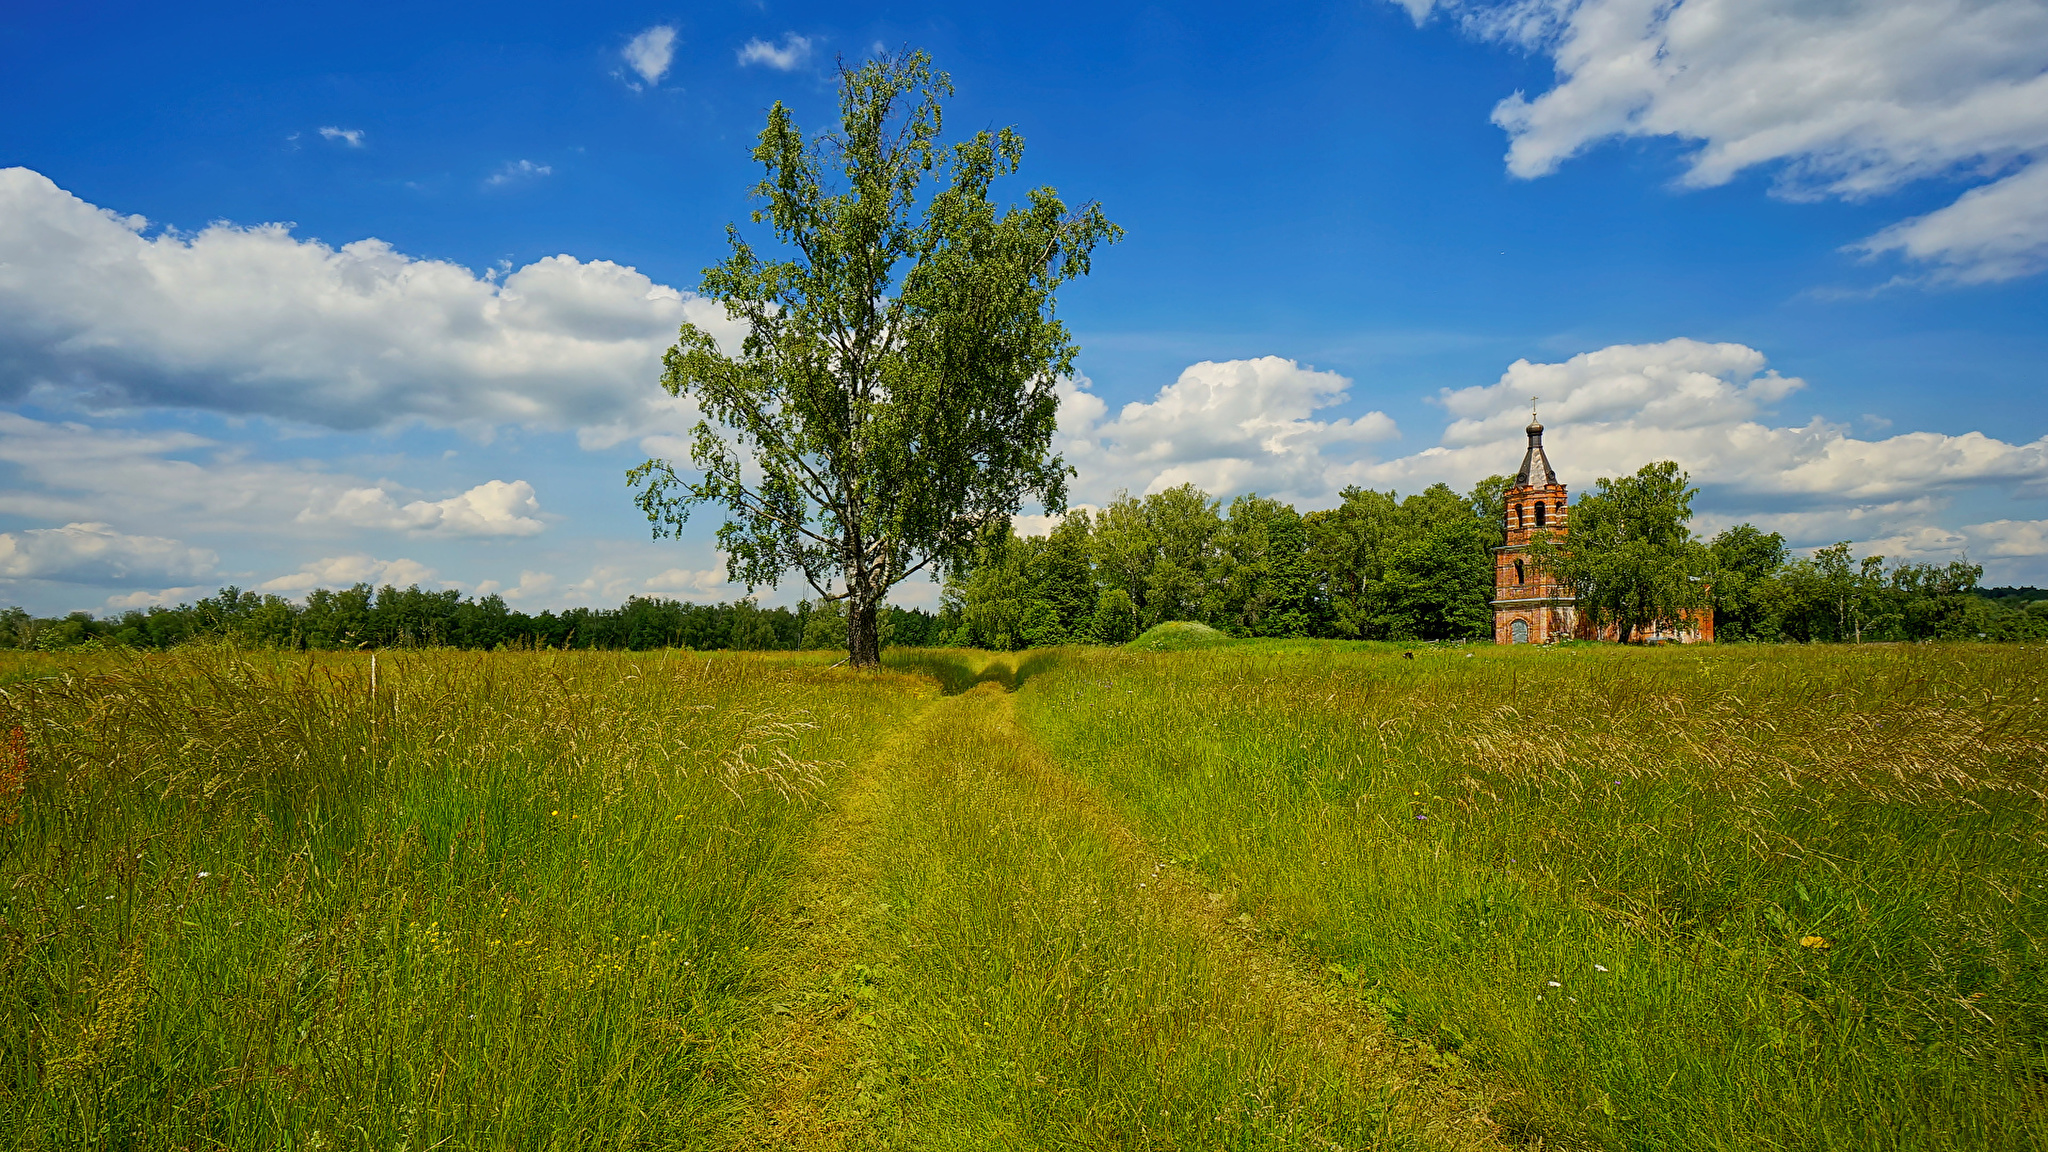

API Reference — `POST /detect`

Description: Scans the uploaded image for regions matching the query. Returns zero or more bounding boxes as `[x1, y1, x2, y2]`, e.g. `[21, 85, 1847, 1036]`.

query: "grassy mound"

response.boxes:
[1126, 621, 1231, 651]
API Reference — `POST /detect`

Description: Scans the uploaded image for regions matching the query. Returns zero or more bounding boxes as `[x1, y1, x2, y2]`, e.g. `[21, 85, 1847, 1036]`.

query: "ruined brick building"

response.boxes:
[1491, 418, 1712, 644]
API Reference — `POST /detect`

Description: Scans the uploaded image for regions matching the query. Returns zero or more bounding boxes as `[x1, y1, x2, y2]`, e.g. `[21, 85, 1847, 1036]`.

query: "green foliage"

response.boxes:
[1531, 460, 1711, 641]
[1089, 484, 1225, 630]
[1707, 522, 1789, 640]
[1304, 480, 1504, 641]
[801, 598, 850, 650]
[629, 51, 1119, 667]
[952, 477, 1504, 650]
[950, 512, 1099, 649]
[942, 469, 2036, 651]
[1089, 587, 1141, 645]
[1209, 495, 1312, 637]
[0, 586, 954, 655]
[1125, 621, 1231, 651]
[1709, 536, 2045, 643]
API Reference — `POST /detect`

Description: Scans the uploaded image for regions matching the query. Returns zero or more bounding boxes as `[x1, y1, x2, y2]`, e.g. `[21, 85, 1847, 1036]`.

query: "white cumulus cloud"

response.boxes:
[1408, 0, 2048, 283]
[0, 412, 548, 543]
[1392, 339, 2048, 504]
[1057, 356, 1400, 503]
[0, 167, 741, 433]
[737, 34, 814, 71]
[1301, 337, 2048, 579]
[0, 522, 217, 585]
[104, 585, 211, 611]
[318, 126, 365, 147]
[623, 25, 678, 87]
[298, 479, 545, 537]
[257, 555, 442, 595]
[644, 563, 732, 598]
[1960, 518, 2048, 558]
[473, 570, 557, 603]
[1852, 161, 2048, 283]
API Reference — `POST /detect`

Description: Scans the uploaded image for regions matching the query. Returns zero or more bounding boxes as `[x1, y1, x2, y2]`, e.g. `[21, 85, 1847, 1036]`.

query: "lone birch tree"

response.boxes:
[629, 52, 1119, 667]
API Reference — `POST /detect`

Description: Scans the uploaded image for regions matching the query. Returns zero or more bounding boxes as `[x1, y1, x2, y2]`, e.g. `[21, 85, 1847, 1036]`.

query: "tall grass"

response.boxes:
[826, 659, 1494, 1149]
[0, 646, 919, 1150]
[14, 638, 2042, 1149]
[1017, 642, 2048, 1150]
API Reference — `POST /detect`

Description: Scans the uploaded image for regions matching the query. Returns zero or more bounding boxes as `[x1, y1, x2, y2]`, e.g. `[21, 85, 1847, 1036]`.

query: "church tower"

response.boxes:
[1492, 416, 1579, 644]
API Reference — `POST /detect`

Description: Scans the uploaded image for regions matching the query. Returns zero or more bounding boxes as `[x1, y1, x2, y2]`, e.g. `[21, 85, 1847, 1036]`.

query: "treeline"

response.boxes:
[949, 481, 1512, 647]
[8, 479, 2045, 653]
[948, 481, 2048, 646]
[1708, 530, 2048, 642]
[0, 584, 952, 653]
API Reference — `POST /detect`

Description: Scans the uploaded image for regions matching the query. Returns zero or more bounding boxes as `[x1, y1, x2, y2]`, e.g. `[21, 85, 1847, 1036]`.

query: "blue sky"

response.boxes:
[2, 0, 2045, 614]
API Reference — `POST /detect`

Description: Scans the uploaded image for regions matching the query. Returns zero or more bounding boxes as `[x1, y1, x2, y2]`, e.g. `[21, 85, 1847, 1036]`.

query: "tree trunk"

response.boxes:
[848, 591, 882, 669]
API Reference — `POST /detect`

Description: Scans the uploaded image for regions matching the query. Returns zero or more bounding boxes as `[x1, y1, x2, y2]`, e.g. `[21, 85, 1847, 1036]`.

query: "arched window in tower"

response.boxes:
[1511, 618, 1529, 644]
[1535, 501, 1546, 527]
[1514, 504, 1524, 529]
[1514, 559, 1525, 585]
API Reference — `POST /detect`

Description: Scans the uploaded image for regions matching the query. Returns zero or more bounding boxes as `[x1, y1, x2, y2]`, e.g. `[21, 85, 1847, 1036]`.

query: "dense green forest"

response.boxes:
[6, 478, 2045, 651]
[949, 481, 2048, 646]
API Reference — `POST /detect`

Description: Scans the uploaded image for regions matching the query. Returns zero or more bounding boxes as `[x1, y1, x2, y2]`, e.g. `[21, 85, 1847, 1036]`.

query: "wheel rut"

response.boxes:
[734, 659, 1501, 1150]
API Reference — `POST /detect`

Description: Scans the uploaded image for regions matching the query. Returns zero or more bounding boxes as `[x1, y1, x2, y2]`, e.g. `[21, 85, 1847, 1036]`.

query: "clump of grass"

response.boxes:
[0, 646, 921, 1149]
[1018, 642, 2048, 1151]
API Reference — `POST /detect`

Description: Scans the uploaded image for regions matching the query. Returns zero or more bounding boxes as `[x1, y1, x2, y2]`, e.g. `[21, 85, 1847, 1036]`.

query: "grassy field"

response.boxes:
[1017, 640, 2048, 1150]
[2, 640, 2044, 1149]
[1, 647, 922, 1149]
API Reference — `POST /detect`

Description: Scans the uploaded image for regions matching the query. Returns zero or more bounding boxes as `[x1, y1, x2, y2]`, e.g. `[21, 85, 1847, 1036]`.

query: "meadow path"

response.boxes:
[734, 660, 1501, 1150]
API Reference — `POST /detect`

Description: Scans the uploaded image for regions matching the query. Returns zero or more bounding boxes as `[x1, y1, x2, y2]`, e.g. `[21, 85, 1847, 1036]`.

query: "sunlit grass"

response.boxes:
[12, 639, 2043, 1150]
[0, 646, 921, 1150]
[1017, 641, 2048, 1150]
[825, 663, 1493, 1149]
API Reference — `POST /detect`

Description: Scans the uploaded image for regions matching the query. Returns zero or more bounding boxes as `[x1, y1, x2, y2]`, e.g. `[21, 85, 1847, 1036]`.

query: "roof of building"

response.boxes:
[1515, 419, 1557, 487]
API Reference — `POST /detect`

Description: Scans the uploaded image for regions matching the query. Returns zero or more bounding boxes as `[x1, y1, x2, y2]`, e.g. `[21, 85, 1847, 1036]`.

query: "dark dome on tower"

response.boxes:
[1515, 417, 1557, 487]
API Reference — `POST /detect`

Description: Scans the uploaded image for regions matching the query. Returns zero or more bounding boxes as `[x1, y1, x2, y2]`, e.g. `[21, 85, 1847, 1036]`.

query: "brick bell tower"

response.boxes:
[1492, 413, 1580, 645]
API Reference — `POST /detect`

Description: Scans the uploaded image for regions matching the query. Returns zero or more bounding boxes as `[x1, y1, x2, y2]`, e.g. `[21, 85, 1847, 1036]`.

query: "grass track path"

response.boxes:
[735, 664, 1501, 1150]
[734, 676, 948, 1147]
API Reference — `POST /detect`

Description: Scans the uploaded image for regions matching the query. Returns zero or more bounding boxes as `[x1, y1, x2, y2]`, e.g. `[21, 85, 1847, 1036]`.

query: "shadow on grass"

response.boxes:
[883, 648, 1067, 696]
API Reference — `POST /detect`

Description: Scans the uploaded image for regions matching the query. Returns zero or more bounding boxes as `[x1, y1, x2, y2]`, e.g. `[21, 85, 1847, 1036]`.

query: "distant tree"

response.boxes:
[727, 600, 784, 650]
[1708, 523, 1788, 641]
[1305, 487, 1401, 639]
[1377, 484, 1496, 640]
[1803, 543, 1894, 643]
[1210, 495, 1311, 637]
[1088, 493, 1157, 623]
[1088, 486, 1225, 630]
[952, 512, 1097, 649]
[629, 52, 1119, 668]
[1303, 482, 1496, 641]
[801, 599, 850, 650]
[1027, 511, 1100, 643]
[1467, 473, 1514, 552]
[1089, 587, 1141, 644]
[1530, 460, 1711, 643]
[954, 530, 1031, 650]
